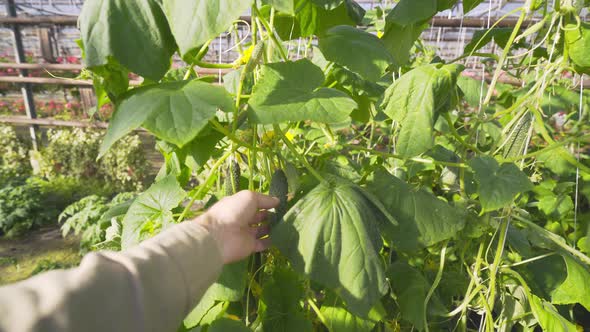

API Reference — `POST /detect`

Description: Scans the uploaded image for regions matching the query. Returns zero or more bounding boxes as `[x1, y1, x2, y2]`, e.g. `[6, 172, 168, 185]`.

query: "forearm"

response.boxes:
[0, 219, 223, 332]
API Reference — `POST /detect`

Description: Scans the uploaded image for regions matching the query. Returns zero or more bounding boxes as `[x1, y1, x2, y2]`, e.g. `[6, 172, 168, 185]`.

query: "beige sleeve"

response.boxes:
[0, 221, 223, 332]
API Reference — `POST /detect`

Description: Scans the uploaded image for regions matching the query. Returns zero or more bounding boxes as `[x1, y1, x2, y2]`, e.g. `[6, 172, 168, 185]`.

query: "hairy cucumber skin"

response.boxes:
[224, 160, 241, 196]
[269, 169, 288, 226]
[243, 42, 264, 74]
[502, 112, 532, 159]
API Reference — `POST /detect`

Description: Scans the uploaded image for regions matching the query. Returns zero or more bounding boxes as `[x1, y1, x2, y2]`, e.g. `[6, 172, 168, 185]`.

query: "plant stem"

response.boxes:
[486, 215, 510, 330]
[194, 60, 235, 69]
[177, 148, 234, 222]
[424, 242, 448, 332]
[307, 297, 330, 331]
[343, 144, 468, 168]
[253, 6, 288, 61]
[274, 125, 324, 182]
[483, 9, 527, 105]
[444, 112, 483, 154]
[513, 214, 590, 265]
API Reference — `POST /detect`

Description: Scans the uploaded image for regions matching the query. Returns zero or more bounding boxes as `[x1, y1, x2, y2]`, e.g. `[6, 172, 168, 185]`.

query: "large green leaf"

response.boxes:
[318, 25, 393, 80]
[163, 0, 253, 58]
[457, 76, 488, 107]
[121, 176, 186, 249]
[248, 59, 357, 124]
[565, 22, 590, 72]
[463, 0, 485, 14]
[464, 28, 513, 55]
[264, 0, 298, 14]
[368, 169, 465, 251]
[381, 64, 463, 157]
[100, 80, 234, 157]
[380, 0, 436, 66]
[469, 156, 533, 212]
[381, 21, 429, 66]
[387, 0, 437, 27]
[320, 302, 383, 332]
[272, 176, 388, 316]
[297, 0, 364, 37]
[551, 255, 590, 311]
[388, 262, 445, 330]
[529, 295, 577, 332]
[79, 0, 176, 81]
[259, 268, 313, 332]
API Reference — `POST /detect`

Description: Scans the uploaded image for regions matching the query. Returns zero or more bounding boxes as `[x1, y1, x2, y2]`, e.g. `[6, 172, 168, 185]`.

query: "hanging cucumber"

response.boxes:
[502, 112, 533, 159]
[269, 169, 288, 226]
[224, 159, 241, 196]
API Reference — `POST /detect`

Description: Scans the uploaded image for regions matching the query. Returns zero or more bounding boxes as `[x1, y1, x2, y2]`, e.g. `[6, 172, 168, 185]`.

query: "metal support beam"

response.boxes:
[6, 0, 38, 150]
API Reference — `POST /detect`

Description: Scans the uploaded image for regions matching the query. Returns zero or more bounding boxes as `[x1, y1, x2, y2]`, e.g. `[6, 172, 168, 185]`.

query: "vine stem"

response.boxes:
[307, 297, 330, 331]
[513, 214, 590, 265]
[485, 214, 511, 331]
[253, 6, 289, 61]
[176, 148, 235, 223]
[193, 60, 235, 69]
[443, 112, 483, 154]
[423, 242, 448, 332]
[274, 125, 324, 182]
[343, 144, 468, 168]
[483, 8, 527, 105]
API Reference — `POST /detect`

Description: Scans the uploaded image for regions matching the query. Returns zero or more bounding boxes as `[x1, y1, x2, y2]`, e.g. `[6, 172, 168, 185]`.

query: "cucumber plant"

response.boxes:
[81, 0, 590, 330]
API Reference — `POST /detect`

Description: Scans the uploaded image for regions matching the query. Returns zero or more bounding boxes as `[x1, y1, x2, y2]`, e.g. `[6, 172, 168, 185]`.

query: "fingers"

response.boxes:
[256, 192, 280, 209]
[250, 211, 269, 225]
[249, 223, 270, 238]
[254, 237, 271, 252]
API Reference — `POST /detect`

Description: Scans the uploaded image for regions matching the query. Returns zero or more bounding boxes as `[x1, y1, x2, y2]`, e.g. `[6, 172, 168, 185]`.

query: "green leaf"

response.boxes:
[368, 169, 465, 251]
[79, 0, 176, 81]
[386, 0, 437, 27]
[469, 156, 533, 212]
[457, 76, 488, 107]
[248, 59, 357, 124]
[297, 0, 364, 37]
[121, 176, 186, 249]
[388, 262, 445, 330]
[320, 303, 382, 332]
[259, 268, 313, 332]
[529, 294, 577, 332]
[318, 25, 393, 80]
[381, 21, 429, 66]
[272, 176, 388, 316]
[100, 80, 234, 156]
[264, 0, 298, 14]
[206, 260, 248, 302]
[312, 0, 345, 10]
[381, 64, 463, 157]
[163, 0, 253, 58]
[566, 22, 590, 72]
[463, 0, 485, 14]
[208, 318, 250, 332]
[184, 292, 220, 329]
[551, 255, 590, 311]
[464, 28, 513, 55]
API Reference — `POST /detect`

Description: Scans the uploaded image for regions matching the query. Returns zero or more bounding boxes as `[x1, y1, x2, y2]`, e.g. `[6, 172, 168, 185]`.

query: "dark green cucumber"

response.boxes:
[269, 169, 288, 226]
[224, 160, 241, 196]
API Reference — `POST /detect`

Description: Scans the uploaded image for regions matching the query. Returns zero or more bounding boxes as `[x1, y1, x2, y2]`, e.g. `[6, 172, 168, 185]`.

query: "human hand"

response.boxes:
[197, 191, 279, 264]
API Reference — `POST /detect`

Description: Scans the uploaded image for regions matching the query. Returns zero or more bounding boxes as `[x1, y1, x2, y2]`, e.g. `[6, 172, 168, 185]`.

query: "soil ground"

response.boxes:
[0, 226, 81, 286]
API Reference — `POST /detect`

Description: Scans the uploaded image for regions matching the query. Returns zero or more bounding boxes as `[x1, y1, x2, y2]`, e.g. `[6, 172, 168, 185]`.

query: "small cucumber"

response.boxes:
[502, 112, 532, 159]
[269, 169, 288, 226]
[224, 160, 241, 196]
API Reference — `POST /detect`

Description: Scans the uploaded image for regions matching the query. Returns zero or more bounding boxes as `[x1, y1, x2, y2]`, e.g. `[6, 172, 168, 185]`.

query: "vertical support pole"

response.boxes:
[6, 0, 38, 150]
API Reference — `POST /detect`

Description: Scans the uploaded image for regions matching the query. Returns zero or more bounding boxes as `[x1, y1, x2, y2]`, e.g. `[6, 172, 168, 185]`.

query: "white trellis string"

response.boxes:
[573, 75, 583, 247]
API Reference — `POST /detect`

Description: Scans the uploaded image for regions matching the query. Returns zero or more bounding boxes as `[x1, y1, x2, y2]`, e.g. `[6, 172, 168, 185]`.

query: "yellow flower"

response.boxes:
[377, 30, 384, 38]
